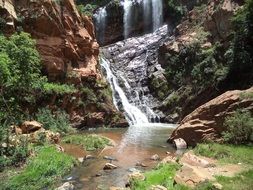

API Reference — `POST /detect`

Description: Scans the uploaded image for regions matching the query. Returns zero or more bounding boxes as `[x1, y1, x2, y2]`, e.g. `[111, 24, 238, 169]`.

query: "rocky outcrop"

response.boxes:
[14, 0, 99, 81]
[0, 0, 126, 128]
[168, 87, 253, 146]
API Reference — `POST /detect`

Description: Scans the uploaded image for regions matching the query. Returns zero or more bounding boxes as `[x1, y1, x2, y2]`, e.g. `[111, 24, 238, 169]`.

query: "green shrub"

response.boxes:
[222, 110, 253, 144]
[166, 0, 185, 23]
[35, 108, 74, 134]
[42, 82, 77, 95]
[62, 134, 110, 151]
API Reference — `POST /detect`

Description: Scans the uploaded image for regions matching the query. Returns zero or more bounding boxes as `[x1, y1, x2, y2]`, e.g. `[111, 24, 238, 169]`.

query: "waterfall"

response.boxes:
[152, 0, 163, 31]
[100, 57, 149, 125]
[94, 7, 107, 44]
[142, 0, 152, 32]
[123, 0, 133, 39]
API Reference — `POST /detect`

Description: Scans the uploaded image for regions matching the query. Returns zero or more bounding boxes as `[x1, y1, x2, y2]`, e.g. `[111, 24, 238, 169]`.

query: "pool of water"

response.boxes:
[62, 123, 177, 190]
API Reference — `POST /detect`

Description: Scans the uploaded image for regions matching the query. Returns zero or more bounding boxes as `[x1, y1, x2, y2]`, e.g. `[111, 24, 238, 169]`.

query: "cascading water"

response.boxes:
[142, 0, 152, 32]
[151, 0, 163, 31]
[100, 57, 149, 125]
[101, 25, 169, 124]
[94, 7, 107, 44]
[123, 0, 133, 39]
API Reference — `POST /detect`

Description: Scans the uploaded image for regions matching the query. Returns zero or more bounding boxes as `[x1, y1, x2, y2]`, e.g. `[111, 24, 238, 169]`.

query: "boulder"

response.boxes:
[55, 182, 74, 190]
[20, 121, 42, 134]
[150, 154, 160, 161]
[103, 163, 118, 170]
[169, 88, 253, 146]
[173, 138, 187, 149]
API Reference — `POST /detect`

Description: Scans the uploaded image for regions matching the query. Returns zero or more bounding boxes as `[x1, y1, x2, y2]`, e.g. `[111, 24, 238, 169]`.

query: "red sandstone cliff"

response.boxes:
[0, 0, 127, 128]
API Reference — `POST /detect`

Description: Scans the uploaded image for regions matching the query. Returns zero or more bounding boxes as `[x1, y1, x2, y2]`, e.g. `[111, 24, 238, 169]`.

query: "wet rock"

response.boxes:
[103, 156, 118, 161]
[150, 185, 168, 190]
[20, 121, 42, 134]
[55, 182, 74, 190]
[150, 154, 160, 161]
[85, 155, 95, 160]
[128, 168, 141, 173]
[136, 162, 148, 167]
[103, 163, 118, 170]
[173, 138, 187, 150]
[78, 157, 84, 163]
[95, 173, 102, 177]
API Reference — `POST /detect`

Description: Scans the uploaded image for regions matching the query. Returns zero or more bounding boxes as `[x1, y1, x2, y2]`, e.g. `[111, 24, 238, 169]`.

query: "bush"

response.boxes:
[222, 110, 253, 144]
[35, 108, 74, 134]
[166, 0, 185, 23]
[62, 134, 110, 151]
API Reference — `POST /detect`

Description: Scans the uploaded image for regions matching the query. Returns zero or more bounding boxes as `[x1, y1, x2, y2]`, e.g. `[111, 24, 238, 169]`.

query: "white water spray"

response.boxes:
[151, 0, 163, 31]
[100, 57, 149, 125]
[94, 7, 107, 44]
[123, 0, 133, 39]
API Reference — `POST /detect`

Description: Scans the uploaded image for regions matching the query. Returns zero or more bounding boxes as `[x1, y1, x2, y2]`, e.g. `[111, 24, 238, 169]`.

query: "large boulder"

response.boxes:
[168, 87, 253, 146]
[20, 121, 42, 134]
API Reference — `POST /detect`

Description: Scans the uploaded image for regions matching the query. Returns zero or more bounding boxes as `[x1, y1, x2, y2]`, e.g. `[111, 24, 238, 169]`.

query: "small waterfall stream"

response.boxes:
[94, 7, 107, 44]
[100, 57, 149, 125]
[151, 0, 163, 31]
[123, 0, 133, 39]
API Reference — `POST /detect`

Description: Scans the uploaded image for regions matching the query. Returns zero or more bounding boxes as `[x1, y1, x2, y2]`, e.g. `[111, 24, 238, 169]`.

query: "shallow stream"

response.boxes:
[62, 124, 176, 190]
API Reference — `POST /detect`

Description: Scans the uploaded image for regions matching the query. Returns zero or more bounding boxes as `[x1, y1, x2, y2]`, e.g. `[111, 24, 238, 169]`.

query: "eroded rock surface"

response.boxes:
[169, 87, 253, 146]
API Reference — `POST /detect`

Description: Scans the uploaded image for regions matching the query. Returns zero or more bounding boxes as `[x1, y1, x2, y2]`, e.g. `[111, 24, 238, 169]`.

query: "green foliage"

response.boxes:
[194, 143, 253, 165]
[35, 108, 74, 134]
[62, 134, 110, 151]
[42, 82, 77, 95]
[81, 87, 97, 102]
[240, 91, 253, 100]
[225, 0, 253, 86]
[131, 163, 188, 190]
[0, 135, 29, 172]
[2, 145, 76, 190]
[222, 110, 253, 144]
[165, 41, 227, 90]
[166, 0, 185, 23]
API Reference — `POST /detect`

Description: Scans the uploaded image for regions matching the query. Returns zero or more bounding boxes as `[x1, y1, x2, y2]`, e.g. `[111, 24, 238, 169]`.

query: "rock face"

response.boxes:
[0, 0, 126, 128]
[14, 0, 99, 81]
[168, 87, 253, 146]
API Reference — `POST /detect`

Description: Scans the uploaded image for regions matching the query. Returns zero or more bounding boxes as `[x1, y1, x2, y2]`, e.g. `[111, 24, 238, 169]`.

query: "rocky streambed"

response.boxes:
[60, 124, 176, 189]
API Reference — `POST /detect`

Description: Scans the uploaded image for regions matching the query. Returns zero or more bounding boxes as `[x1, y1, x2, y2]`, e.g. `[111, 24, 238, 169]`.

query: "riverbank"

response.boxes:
[130, 143, 253, 190]
[0, 133, 112, 190]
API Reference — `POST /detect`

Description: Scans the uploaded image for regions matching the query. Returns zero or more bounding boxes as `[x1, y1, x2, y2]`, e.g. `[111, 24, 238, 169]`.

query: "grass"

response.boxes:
[193, 143, 253, 165]
[216, 169, 253, 190]
[130, 163, 189, 190]
[240, 91, 253, 100]
[1, 145, 76, 190]
[62, 134, 111, 151]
